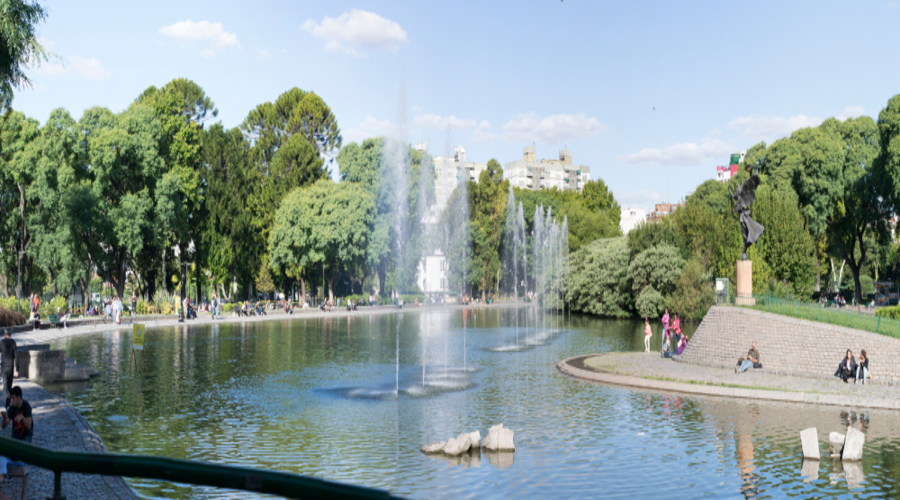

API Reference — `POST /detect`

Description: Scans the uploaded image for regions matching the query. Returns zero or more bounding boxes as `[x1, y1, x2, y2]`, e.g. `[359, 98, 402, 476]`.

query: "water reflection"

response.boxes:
[44, 309, 900, 499]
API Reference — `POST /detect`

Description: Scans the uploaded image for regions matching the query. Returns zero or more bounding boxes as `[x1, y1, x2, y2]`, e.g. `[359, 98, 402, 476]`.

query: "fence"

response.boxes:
[0, 435, 400, 500]
[743, 294, 900, 339]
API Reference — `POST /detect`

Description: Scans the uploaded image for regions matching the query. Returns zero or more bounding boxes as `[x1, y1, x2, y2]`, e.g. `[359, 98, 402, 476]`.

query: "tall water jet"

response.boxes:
[518, 201, 528, 340]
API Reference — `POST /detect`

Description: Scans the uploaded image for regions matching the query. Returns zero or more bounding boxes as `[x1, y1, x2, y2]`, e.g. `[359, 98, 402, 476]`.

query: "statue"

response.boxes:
[729, 175, 765, 261]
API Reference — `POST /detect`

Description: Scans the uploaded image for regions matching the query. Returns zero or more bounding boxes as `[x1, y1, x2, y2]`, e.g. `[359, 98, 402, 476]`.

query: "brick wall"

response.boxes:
[676, 306, 900, 385]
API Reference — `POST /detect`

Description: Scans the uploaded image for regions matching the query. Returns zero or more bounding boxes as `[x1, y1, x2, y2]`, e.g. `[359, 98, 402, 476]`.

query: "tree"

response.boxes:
[255, 257, 275, 299]
[268, 180, 375, 303]
[469, 169, 509, 299]
[0, 110, 39, 296]
[486, 158, 503, 183]
[627, 243, 684, 317]
[582, 179, 621, 229]
[0, 1, 48, 111]
[666, 256, 715, 321]
[567, 237, 631, 317]
[241, 87, 342, 160]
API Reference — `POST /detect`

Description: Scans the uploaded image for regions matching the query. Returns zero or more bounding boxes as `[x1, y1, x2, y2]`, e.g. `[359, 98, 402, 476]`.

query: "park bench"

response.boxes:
[47, 314, 62, 329]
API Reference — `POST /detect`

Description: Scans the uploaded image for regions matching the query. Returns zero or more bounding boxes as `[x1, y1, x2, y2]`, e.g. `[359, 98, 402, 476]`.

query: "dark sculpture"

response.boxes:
[729, 175, 765, 261]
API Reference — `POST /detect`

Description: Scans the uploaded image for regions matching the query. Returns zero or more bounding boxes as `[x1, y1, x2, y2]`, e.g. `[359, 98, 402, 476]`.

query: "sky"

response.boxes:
[13, 0, 900, 211]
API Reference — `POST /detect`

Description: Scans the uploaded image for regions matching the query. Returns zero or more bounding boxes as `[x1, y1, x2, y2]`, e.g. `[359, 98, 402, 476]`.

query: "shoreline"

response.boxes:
[557, 353, 900, 411]
[14, 301, 521, 348]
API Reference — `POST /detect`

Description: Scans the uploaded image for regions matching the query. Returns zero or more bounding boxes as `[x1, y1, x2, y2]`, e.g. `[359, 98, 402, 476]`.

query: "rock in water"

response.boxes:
[800, 427, 820, 459]
[482, 423, 515, 451]
[842, 426, 865, 461]
[468, 431, 482, 449]
[829, 432, 845, 458]
[421, 441, 446, 454]
[443, 433, 473, 456]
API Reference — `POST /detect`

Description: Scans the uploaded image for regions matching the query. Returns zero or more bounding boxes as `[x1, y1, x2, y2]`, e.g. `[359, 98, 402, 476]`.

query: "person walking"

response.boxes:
[0, 329, 17, 409]
[211, 295, 219, 320]
[644, 318, 652, 352]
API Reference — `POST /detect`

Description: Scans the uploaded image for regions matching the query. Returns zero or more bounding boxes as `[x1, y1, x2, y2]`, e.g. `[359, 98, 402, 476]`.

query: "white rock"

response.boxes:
[842, 426, 865, 461]
[468, 431, 482, 449]
[482, 423, 515, 451]
[443, 433, 473, 456]
[829, 432, 845, 457]
[800, 427, 820, 459]
[421, 441, 446, 454]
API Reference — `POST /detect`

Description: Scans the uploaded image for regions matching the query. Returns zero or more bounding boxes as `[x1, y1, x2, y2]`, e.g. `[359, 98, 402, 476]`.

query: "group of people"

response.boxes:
[820, 294, 849, 308]
[647, 308, 689, 356]
[0, 328, 34, 485]
[835, 349, 870, 384]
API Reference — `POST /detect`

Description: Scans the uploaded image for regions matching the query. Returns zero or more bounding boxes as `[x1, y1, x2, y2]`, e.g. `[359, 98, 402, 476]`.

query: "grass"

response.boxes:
[746, 294, 900, 339]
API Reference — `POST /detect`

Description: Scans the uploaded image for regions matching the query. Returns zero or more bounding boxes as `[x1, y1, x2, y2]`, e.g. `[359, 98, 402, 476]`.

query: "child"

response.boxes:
[644, 318, 652, 352]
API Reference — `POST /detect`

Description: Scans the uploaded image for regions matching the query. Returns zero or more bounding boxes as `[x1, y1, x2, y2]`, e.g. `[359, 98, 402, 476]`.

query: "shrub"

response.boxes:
[136, 299, 151, 315]
[666, 256, 716, 321]
[567, 237, 632, 318]
[153, 290, 177, 315]
[222, 303, 235, 313]
[635, 286, 665, 318]
[0, 308, 26, 327]
[876, 305, 900, 320]
[39, 296, 68, 318]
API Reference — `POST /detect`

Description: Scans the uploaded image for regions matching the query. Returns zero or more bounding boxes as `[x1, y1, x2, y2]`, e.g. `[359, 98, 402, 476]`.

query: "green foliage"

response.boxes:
[514, 187, 619, 253]
[626, 219, 687, 261]
[256, 258, 275, 295]
[876, 305, 900, 319]
[581, 179, 621, 229]
[627, 243, 684, 299]
[152, 290, 177, 315]
[635, 286, 665, 318]
[0, 0, 48, 110]
[761, 277, 794, 299]
[38, 295, 67, 317]
[567, 238, 631, 317]
[666, 257, 715, 321]
[468, 170, 509, 299]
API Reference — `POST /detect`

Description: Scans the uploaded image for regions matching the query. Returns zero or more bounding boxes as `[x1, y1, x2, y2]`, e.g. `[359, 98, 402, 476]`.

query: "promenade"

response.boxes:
[0, 381, 137, 499]
[558, 352, 900, 410]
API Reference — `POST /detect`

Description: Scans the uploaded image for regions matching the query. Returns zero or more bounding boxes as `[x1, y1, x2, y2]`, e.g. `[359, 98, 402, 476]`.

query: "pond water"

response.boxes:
[46, 307, 900, 499]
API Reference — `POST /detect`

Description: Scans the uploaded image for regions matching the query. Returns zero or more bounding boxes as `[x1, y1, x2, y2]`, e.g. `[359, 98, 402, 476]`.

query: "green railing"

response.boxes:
[0, 436, 401, 500]
[745, 294, 900, 339]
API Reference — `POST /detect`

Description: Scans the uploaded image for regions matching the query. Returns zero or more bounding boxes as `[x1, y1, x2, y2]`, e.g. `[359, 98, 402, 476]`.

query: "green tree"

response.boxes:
[666, 256, 715, 321]
[0, 110, 39, 296]
[486, 158, 503, 183]
[0, 1, 48, 111]
[268, 180, 375, 303]
[627, 243, 684, 317]
[469, 169, 509, 299]
[582, 179, 621, 228]
[255, 257, 275, 299]
[567, 237, 631, 317]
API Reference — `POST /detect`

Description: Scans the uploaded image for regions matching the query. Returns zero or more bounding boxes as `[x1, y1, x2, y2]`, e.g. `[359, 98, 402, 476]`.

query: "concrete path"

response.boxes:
[558, 352, 900, 410]
[0, 380, 137, 500]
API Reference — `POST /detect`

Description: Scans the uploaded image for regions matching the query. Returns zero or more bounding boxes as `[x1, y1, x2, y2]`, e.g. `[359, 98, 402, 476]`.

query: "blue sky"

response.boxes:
[14, 0, 900, 210]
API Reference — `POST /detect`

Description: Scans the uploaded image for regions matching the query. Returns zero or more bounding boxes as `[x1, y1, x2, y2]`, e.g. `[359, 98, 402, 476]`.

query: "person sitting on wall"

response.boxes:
[834, 349, 857, 383]
[736, 342, 762, 373]
[855, 349, 869, 385]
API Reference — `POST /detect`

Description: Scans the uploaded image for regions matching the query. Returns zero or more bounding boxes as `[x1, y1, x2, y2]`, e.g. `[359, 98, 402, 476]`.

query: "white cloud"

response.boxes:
[159, 20, 239, 51]
[33, 56, 109, 81]
[300, 9, 408, 56]
[470, 120, 497, 143]
[728, 114, 822, 143]
[708, 127, 722, 137]
[257, 49, 272, 58]
[499, 112, 607, 145]
[617, 137, 734, 166]
[344, 115, 396, 143]
[414, 113, 477, 130]
[837, 106, 866, 121]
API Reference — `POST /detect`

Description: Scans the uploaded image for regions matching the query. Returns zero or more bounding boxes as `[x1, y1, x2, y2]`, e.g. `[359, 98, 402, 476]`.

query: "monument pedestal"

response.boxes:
[736, 260, 755, 306]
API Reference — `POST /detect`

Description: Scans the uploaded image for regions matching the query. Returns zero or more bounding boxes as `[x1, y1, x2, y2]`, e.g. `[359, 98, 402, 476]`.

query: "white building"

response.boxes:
[414, 143, 485, 294]
[432, 144, 485, 214]
[504, 146, 590, 192]
[619, 207, 647, 234]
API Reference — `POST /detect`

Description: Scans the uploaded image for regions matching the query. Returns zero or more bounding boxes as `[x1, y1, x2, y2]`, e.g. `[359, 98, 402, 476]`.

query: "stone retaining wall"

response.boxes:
[677, 306, 900, 385]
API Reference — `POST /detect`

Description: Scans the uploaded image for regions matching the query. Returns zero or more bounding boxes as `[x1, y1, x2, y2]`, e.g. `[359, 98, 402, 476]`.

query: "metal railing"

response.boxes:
[0, 436, 401, 500]
[743, 294, 900, 339]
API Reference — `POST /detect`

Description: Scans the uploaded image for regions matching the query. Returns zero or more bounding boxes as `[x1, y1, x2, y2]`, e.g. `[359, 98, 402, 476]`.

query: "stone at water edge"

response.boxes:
[482, 423, 515, 451]
[829, 432, 845, 457]
[468, 431, 482, 449]
[842, 426, 865, 461]
[800, 427, 820, 460]
[443, 433, 473, 456]
[421, 441, 446, 454]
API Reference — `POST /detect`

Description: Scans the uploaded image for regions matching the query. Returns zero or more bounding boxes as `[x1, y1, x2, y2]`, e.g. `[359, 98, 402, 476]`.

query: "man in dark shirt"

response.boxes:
[1, 386, 32, 442]
[0, 329, 17, 409]
[748, 342, 762, 369]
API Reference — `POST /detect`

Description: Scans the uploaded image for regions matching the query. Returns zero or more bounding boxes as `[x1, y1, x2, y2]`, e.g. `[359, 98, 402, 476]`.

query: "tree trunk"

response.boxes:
[0, 272, 7, 297]
[115, 248, 127, 299]
[196, 268, 202, 304]
[178, 244, 187, 301]
[161, 247, 167, 294]
[299, 275, 306, 304]
[326, 272, 335, 303]
[377, 265, 386, 298]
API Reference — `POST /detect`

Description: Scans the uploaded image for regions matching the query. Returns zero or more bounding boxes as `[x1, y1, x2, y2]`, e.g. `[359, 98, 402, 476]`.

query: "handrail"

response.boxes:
[0, 436, 402, 500]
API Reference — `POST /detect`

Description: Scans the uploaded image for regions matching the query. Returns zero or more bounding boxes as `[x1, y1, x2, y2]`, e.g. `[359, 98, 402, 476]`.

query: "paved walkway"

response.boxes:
[0, 381, 137, 500]
[558, 352, 900, 410]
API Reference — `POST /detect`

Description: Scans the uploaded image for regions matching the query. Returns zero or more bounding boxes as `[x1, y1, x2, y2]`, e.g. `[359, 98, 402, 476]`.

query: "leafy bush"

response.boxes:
[635, 286, 665, 318]
[39, 296, 68, 318]
[153, 290, 177, 315]
[567, 238, 631, 318]
[876, 305, 900, 319]
[627, 243, 685, 302]
[136, 299, 151, 315]
[0, 308, 26, 327]
[666, 257, 716, 321]
[0, 298, 28, 313]
[222, 303, 235, 313]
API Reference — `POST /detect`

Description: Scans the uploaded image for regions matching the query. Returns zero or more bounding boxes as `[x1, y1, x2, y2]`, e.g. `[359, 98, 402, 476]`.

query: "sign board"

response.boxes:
[132, 323, 145, 351]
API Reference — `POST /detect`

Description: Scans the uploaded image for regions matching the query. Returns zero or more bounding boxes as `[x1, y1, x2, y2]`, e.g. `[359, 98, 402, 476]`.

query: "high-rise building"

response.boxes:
[504, 146, 590, 192]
